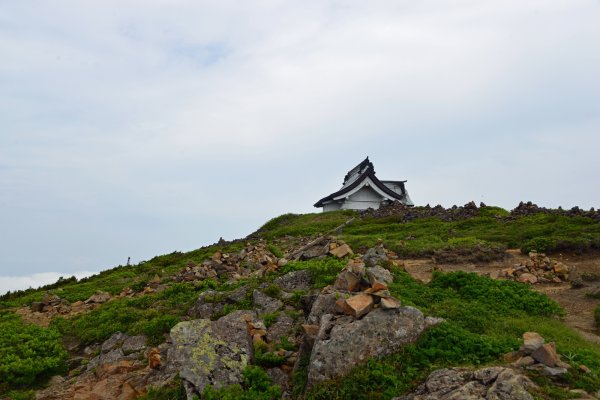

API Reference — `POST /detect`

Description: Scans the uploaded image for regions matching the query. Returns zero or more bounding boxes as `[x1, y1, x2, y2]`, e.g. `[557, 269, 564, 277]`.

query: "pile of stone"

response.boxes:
[361, 201, 484, 221]
[506, 332, 574, 377]
[510, 201, 600, 221]
[30, 293, 71, 314]
[331, 259, 401, 318]
[174, 241, 287, 283]
[30, 290, 112, 316]
[290, 237, 353, 261]
[499, 252, 573, 284]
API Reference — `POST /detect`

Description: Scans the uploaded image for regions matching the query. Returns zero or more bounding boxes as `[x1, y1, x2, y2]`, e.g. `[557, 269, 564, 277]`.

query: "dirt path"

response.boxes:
[401, 250, 600, 344]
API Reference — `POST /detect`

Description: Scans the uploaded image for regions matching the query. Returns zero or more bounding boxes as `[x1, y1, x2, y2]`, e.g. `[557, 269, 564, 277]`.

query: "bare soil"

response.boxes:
[401, 249, 600, 344]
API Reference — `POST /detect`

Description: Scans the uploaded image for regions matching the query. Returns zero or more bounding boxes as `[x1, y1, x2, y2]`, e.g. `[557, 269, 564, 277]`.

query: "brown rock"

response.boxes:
[117, 382, 139, 400]
[333, 270, 362, 292]
[370, 290, 391, 298]
[579, 364, 591, 374]
[521, 332, 544, 354]
[380, 297, 401, 310]
[517, 273, 538, 284]
[346, 259, 366, 276]
[553, 262, 570, 275]
[148, 348, 161, 369]
[514, 356, 535, 367]
[503, 351, 522, 363]
[302, 324, 320, 339]
[531, 342, 559, 367]
[334, 298, 354, 315]
[329, 244, 353, 258]
[343, 293, 374, 318]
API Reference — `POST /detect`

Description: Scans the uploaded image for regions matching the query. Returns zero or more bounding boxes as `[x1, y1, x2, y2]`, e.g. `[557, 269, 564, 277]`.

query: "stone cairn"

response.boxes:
[505, 332, 581, 377]
[499, 251, 573, 284]
[330, 258, 401, 318]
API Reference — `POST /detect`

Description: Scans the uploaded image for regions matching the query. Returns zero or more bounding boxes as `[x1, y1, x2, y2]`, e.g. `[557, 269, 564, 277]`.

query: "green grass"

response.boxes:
[0, 243, 246, 309]
[2, 206, 600, 399]
[201, 366, 281, 400]
[0, 312, 67, 395]
[279, 258, 347, 288]
[255, 211, 357, 240]
[254, 208, 600, 258]
[302, 270, 600, 399]
[51, 282, 210, 346]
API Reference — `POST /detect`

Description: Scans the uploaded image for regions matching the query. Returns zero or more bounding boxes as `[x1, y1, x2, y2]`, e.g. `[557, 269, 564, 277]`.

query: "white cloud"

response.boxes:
[0, 0, 599, 276]
[0, 271, 97, 296]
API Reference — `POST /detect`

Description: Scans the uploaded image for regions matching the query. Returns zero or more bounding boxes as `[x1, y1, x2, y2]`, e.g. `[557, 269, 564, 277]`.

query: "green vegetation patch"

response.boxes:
[279, 258, 346, 288]
[303, 271, 600, 399]
[51, 282, 207, 346]
[255, 208, 600, 258]
[201, 366, 281, 400]
[0, 312, 67, 395]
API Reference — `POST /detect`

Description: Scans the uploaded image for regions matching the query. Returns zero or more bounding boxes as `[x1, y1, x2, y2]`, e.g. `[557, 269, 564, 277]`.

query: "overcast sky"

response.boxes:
[1, 0, 599, 294]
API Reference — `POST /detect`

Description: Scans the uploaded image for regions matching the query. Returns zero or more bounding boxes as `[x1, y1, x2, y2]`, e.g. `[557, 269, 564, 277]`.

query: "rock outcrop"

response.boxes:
[394, 366, 536, 400]
[307, 306, 433, 386]
[168, 310, 255, 397]
[299, 248, 441, 388]
[35, 332, 170, 400]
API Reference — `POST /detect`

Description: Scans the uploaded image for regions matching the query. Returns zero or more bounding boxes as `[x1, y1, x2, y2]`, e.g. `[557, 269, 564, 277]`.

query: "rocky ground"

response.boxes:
[11, 234, 600, 399]
[401, 249, 600, 345]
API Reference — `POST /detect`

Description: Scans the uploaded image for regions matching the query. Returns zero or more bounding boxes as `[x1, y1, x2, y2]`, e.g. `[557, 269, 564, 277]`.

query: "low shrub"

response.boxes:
[202, 366, 281, 400]
[0, 312, 67, 394]
[280, 258, 346, 288]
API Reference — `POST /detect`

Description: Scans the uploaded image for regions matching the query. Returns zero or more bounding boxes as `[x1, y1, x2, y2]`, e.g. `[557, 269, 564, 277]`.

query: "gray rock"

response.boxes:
[366, 265, 394, 287]
[307, 306, 431, 386]
[168, 310, 255, 397]
[101, 332, 127, 353]
[274, 270, 312, 291]
[363, 245, 388, 267]
[487, 368, 535, 399]
[253, 290, 283, 314]
[306, 292, 338, 325]
[226, 286, 250, 303]
[187, 290, 224, 319]
[85, 290, 111, 304]
[395, 367, 535, 400]
[122, 335, 147, 354]
[266, 367, 290, 392]
[266, 313, 297, 343]
[299, 244, 329, 260]
[87, 348, 126, 371]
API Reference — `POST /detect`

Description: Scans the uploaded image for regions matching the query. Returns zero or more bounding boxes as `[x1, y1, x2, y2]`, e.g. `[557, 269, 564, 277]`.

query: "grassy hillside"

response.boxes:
[1, 204, 600, 399]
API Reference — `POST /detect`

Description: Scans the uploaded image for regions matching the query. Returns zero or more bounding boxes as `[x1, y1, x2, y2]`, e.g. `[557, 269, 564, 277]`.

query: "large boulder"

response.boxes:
[274, 270, 312, 291]
[168, 310, 255, 397]
[253, 290, 283, 314]
[307, 306, 432, 386]
[394, 367, 535, 400]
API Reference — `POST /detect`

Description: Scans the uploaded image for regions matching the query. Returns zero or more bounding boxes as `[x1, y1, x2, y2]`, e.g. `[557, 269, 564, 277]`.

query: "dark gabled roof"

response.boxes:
[314, 158, 407, 207]
[343, 157, 372, 185]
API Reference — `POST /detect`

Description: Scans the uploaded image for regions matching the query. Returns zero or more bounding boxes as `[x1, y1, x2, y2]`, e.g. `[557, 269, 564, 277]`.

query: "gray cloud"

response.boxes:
[1, 1, 599, 291]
